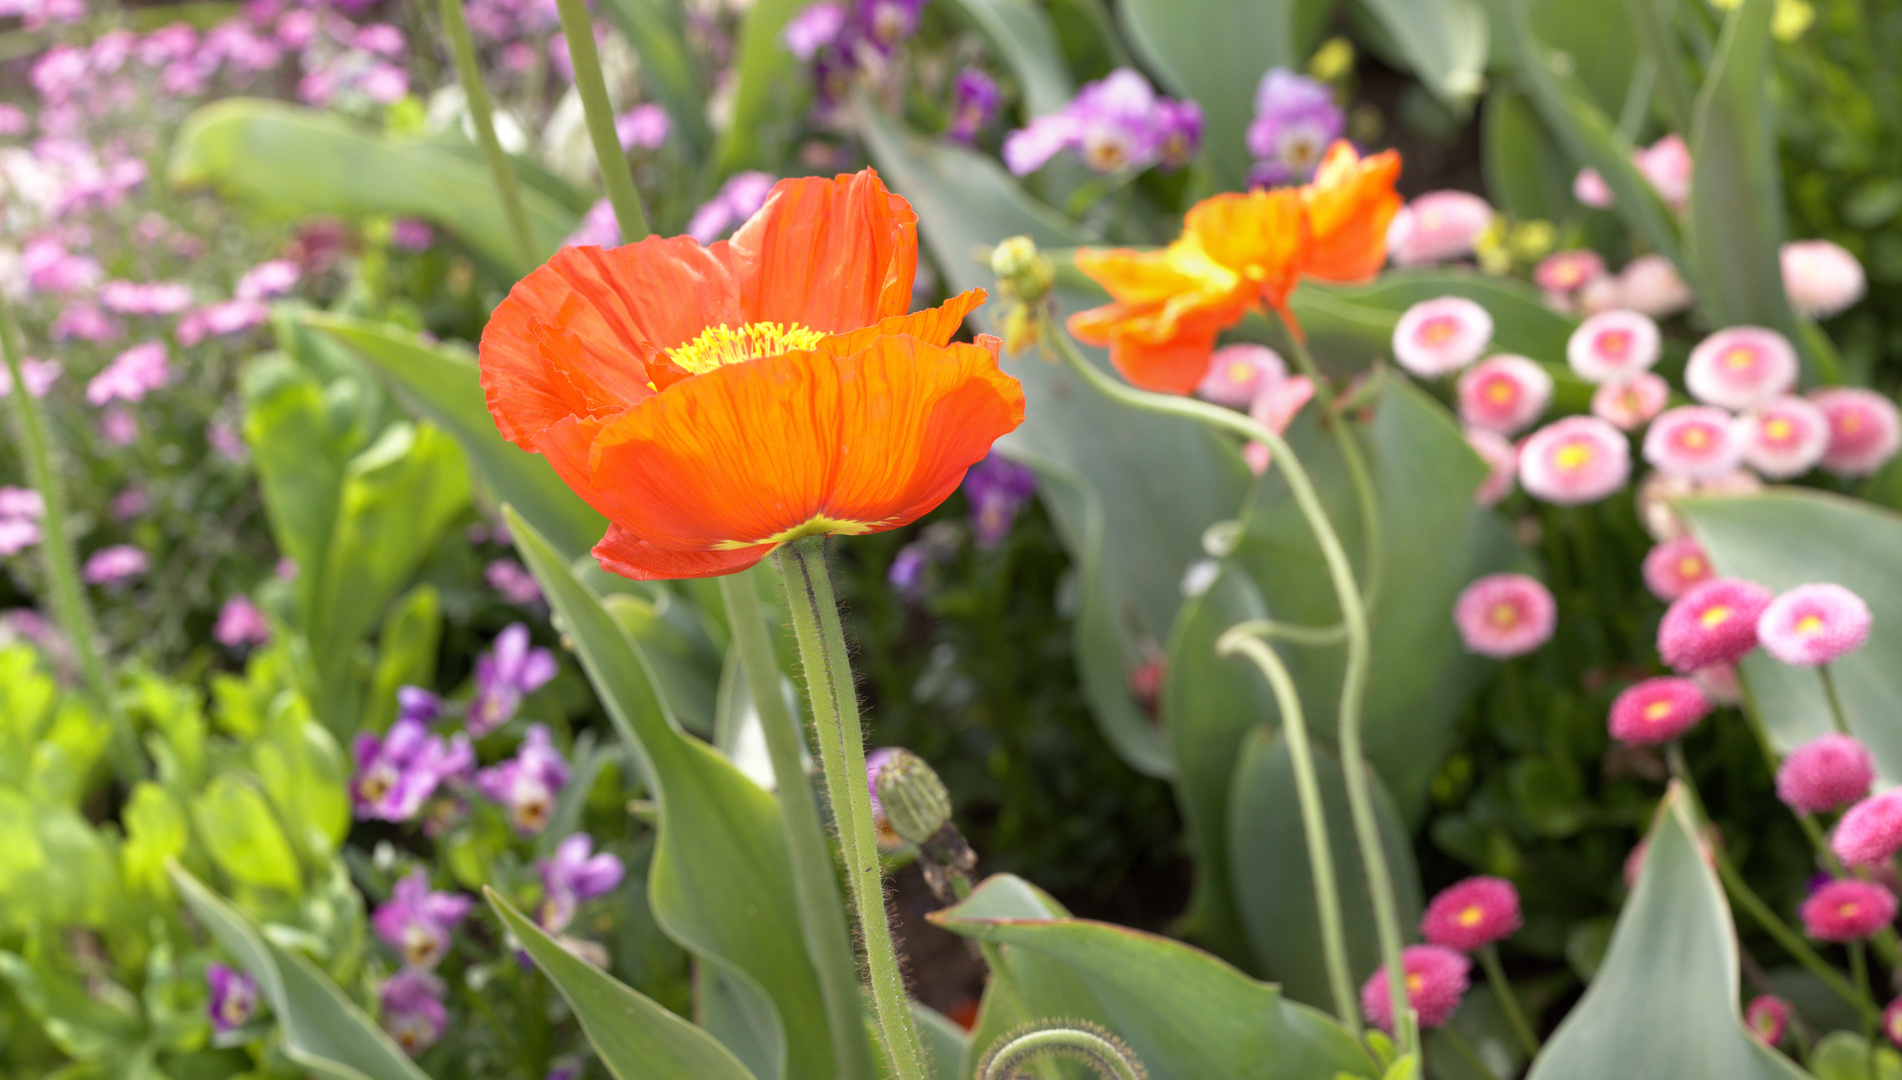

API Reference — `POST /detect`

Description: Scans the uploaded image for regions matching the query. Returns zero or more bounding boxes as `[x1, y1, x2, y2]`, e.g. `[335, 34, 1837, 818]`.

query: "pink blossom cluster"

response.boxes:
[1191, 344, 1315, 475]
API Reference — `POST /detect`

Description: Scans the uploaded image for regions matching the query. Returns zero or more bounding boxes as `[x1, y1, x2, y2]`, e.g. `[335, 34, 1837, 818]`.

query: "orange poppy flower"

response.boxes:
[1067, 140, 1401, 395]
[479, 170, 1026, 580]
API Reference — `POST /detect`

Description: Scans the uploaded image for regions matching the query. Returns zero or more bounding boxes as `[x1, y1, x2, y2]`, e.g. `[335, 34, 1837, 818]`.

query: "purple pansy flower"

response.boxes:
[962, 453, 1037, 548]
[858, 0, 927, 49]
[1246, 68, 1342, 187]
[948, 68, 999, 144]
[351, 719, 473, 822]
[397, 686, 443, 726]
[206, 963, 259, 1034]
[380, 969, 448, 1056]
[466, 623, 558, 736]
[372, 869, 474, 969]
[537, 833, 626, 932]
[1003, 68, 1196, 175]
[476, 724, 569, 835]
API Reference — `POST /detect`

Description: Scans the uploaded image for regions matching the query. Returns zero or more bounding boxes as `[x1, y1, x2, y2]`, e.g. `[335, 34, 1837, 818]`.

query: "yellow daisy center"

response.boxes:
[668, 321, 827, 375]
[1486, 380, 1516, 404]
[1796, 613, 1825, 636]
[1457, 905, 1485, 927]
[1699, 605, 1732, 628]
[1644, 700, 1672, 721]
[1489, 602, 1520, 628]
[1680, 426, 1710, 450]
[1725, 347, 1756, 370]
[1555, 442, 1595, 471]
[1597, 329, 1630, 357]
[1765, 417, 1793, 441]
[1419, 316, 1460, 345]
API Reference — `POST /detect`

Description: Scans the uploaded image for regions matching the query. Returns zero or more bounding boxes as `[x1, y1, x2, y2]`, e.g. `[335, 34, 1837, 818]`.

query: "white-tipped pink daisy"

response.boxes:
[1758, 583, 1873, 667]
[1591, 372, 1671, 431]
[1641, 535, 1713, 602]
[1519, 416, 1632, 505]
[1742, 396, 1830, 479]
[1457, 355, 1553, 435]
[1387, 191, 1495, 267]
[1782, 240, 1866, 319]
[1617, 255, 1694, 318]
[1454, 573, 1557, 658]
[1567, 310, 1661, 383]
[1196, 344, 1288, 408]
[1643, 406, 1747, 480]
[1811, 388, 1902, 476]
[1535, 250, 1606, 296]
[1392, 297, 1493, 378]
[1466, 427, 1517, 507]
[1685, 327, 1799, 411]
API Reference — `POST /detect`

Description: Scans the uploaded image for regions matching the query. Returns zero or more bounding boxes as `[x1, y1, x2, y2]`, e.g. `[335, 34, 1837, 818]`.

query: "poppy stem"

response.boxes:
[0, 295, 136, 781]
[1279, 327, 1384, 607]
[439, 0, 540, 269]
[552, 0, 652, 243]
[776, 537, 932, 1080]
[1216, 625, 1360, 1033]
[717, 569, 879, 1080]
[1049, 330, 1415, 1058]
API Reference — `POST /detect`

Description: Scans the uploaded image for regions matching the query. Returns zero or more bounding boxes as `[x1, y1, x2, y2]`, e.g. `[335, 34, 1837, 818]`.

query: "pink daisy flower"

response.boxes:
[1195, 343, 1287, 408]
[1360, 945, 1471, 1033]
[1618, 255, 1694, 318]
[1757, 583, 1872, 667]
[1782, 240, 1865, 319]
[1573, 168, 1613, 208]
[1811, 388, 1902, 477]
[1576, 274, 1625, 316]
[1685, 327, 1798, 411]
[1642, 406, 1747, 480]
[1745, 995, 1791, 1046]
[1567, 310, 1661, 383]
[1534, 249, 1605, 295]
[1457, 355, 1552, 435]
[1777, 733, 1875, 815]
[1591, 372, 1671, 431]
[1641, 536, 1713, 602]
[1518, 416, 1631, 504]
[1240, 376, 1316, 475]
[1392, 297, 1493, 378]
[1387, 191, 1495, 267]
[1885, 997, 1902, 1049]
[1420, 876, 1522, 952]
[1800, 878, 1897, 942]
[1465, 427, 1516, 508]
[1658, 578, 1774, 671]
[1832, 791, 1902, 867]
[1742, 396, 1830, 479]
[1608, 677, 1712, 745]
[1453, 574, 1557, 659]
[1635, 134, 1693, 209]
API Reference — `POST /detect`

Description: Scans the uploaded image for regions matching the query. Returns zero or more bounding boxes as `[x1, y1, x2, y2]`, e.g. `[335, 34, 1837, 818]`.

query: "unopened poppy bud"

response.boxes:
[989, 235, 1054, 304]
[872, 749, 954, 846]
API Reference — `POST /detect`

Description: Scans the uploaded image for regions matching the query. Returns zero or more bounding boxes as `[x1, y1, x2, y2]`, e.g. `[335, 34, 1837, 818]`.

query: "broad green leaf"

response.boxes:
[1808, 1031, 1902, 1080]
[0, 937, 142, 1062]
[599, 0, 711, 154]
[121, 782, 190, 896]
[488, 889, 755, 1080]
[1481, 86, 1577, 225]
[251, 695, 351, 856]
[913, 1003, 969, 1080]
[946, 0, 1073, 117]
[1526, 786, 1808, 1080]
[1681, 491, 1902, 782]
[860, 106, 1252, 779]
[169, 99, 576, 274]
[1227, 729, 1423, 1011]
[365, 585, 442, 735]
[934, 874, 1374, 1080]
[190, 775, 301, 892]
[1356, 0, 1488, 106]
[712, 0, 808, 177]
[168, 864, 431, 1080]
[1619, 0, 1696, 131]
[242, 356, 353, 618]
[507, 509, 856, 1080]
[304, 313, 607, 563]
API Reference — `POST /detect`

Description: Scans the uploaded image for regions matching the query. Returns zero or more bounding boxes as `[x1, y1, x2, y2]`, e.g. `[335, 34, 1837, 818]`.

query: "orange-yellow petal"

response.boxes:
[813, 288, 987, 356]
[1302, 142, 1402, 282]
[1065, 304, 1223, 395]
[1184, 190, 1308, 313]
[1074, 247, 1207, 304]
[593, 525, 774, 580]
[728, 170, 919, 333]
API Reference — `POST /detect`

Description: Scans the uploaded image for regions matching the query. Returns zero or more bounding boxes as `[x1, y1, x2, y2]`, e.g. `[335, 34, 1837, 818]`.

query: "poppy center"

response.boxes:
[669, 321, 826, 375]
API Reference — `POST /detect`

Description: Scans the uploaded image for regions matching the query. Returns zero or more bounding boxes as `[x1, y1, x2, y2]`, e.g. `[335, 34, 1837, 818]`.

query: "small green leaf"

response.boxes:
[1356, 0, 1488, 107]
[190, 775, 301, 892]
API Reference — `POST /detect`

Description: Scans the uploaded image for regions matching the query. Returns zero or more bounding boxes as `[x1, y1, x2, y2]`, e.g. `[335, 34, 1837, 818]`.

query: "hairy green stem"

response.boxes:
[978, 1025, 1147, 1080]
[552, 0, 650, 241]
[1478, 945, 1540, 1058]
[1217, 626, 1358, 1031]
[1050, 330, 1414, 1054]
[775, 538, 929, 1080]
[717, 571, 877, 1080]
[0, 297, 134, 777]
[439, 0, 540, 268]
[1819, 665, 1853, 737]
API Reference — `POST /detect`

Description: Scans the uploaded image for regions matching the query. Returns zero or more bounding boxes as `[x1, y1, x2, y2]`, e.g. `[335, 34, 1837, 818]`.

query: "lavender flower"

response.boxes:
[234, 259, 300, 301]
[82, 545, 147, 585]
[686, 171, 777, 244]
[351, 719, 473, 822]
[466, 623, 558, 736]
[784, 2, 847, 60]
[615, 103, 670, 150]
[537, 833, 625, 932]
[486, 558, 543, 606]
[0, 487, 42, 558]
[1002, 69, 1196, 175]
[391, 218, 435, 251]
[962, 453, 1036, 547]
[206, 963, 259, 1034]
[0, 358, 60, 399]
[176, 299, 268, 346]
[213, 595, 271, 650]
[397, 686, 443, 725]
[372, 869, 475, 969]
[563, 198, 621, 249]
[51, 304, 122, 343]
[475, 723, 569, 834]
[1154, 98, 1204, 170]
[887, 543, 936, 600]
[1246, 68, 1342, 186]
[85, 341, 168, 406]
[380, 969, 448, 1056]
[948, 69, 999, 144]
[99, 280, 194, 315]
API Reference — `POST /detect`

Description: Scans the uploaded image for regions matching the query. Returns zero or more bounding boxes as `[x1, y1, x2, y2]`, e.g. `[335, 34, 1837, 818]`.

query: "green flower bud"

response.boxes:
[872, 749, 953, 846]
[989, 235, 1055, 305]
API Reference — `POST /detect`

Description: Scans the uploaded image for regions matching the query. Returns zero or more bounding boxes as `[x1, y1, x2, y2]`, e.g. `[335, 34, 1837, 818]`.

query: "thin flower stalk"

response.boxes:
[439, 0, 539, 268]
[552, 0, 650, 242]
[1477, 945, 1540, 1057]
[1280, 326, 1383, 604]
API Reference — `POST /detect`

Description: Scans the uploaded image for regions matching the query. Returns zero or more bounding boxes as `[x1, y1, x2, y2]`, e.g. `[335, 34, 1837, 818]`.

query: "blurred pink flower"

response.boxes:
[1782, 240, 1865, 318]
[1518, 416, 1631, 504]
[50, 303, 121, 342]
[1801, 878, 1896, 941]
[1573, 168, 1612, 208]
[83, 544, 148, 585]
[1240, 376, 1314, 475]
[86, 341, 169, 406]
[1616, 254, 1694, 318]
[177, 299, 269, 345]
[1590, 372, 1669, 432]
[1420, 876, 1521, 951]
[1811, 388, 1902, 477]
[1196, 344, 1287, 408]
[1465, 427, 1516, 507]
[234, 259, 300, 301]
[1685, 327, 1798, 411]
[1392, 296, 1493, 378]
[1742, 396, 1829, 479]
[687, 171, 776, 244]
[1778, 733, 1874, 815]
[1456, 354, 1551, 435]
[1567, 309, 1660, 383]
[214, 595, 272, 649]
[615, 104, 671, 150]
[1634, 134, 1692, 209]
[1361, 946, 1469, 1033]
[1758, 583, 1872, 667]
[486, 559, 543, 607]
[1607, 677, 1711, 745]
[1642, 406, 1747, 480]
[1658, 578, 1773, 671]
[1641, 536, 1713, 602]
[100, 280, 194, 316]
[1534, 249, 1605, 295]
[1386, 190, 1494, 267]
[391, 218, 435, 251]
[1454, 573, 1556, 659]
[1746, 996, 1791, 1046]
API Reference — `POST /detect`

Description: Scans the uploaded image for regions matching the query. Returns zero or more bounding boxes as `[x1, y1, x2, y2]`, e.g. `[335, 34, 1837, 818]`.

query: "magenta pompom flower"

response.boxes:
[1811, 388, 1902, 477]
[1420, 876, 1522, 952]
[1777, 733, 1875, 815]
[1833, 791, 1902, 867]
[1392, 297, 1493, 378]
[1466, 427, 1517, 507]
[1387, 190, 1495, 267]
[1782, 240, 1866, 319]
[1454, 574, 1557, 659]
[1457, 355, 1552, 435]
[1658, 578, 1774, 671]
[1757, 583, 1873, 667]
[1608, 677, 1712, 745]
[1743, 396, 1830, 479]
[1745, 995, 1792, 1045]
[1684, 327, 1799, 411]
[1567, 310, 1660, 383]
[1361, 945, 1471, 1033]
[1518, 416, 1631, 505]
[1591, 372, 1670, 432]
[1641, 536, 1713, 602]
[1800, 878, 1898, 942]
[1642, 406, 1747, 480]
[1195, 343, 1287, 408]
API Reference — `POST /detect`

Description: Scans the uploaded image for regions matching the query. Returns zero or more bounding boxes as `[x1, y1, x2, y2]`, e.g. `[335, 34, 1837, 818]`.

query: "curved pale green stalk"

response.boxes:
[716, 571, 877, 1080]
[1049, 330, 1415, 1055]
[1280, 329, 1383, 605]
[775, 538, 929, 1080]
[439, 0, 539, 268]
[552, 0, 651, 241]
[1217, 625, 1358, 1031]
[1477, 945, 1540, 1057]
[978, 1024, 1148, 1080]
[1222, 618, 1348, 647]
[1819, 665, 1853, 737]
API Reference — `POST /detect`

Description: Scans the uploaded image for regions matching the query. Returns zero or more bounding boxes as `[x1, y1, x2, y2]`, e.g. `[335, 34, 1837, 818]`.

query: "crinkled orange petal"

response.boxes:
[1066, 301, 1154, 347]
[593, 525, 774, 581]
[727, 170, 919, 333]
[813, 288, 987, 356]
[1184, 190, 1308, 312]
[1068, 310, 1222, 396]
[585, 338, 1025, 551]
[1302, 142, 1403, 282]
[480, 239, 743, 448]
[1074, 247, 1207, 304]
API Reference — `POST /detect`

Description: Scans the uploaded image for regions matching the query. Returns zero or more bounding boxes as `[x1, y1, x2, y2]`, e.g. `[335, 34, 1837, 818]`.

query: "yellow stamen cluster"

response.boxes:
[669, 321, 826, 375]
